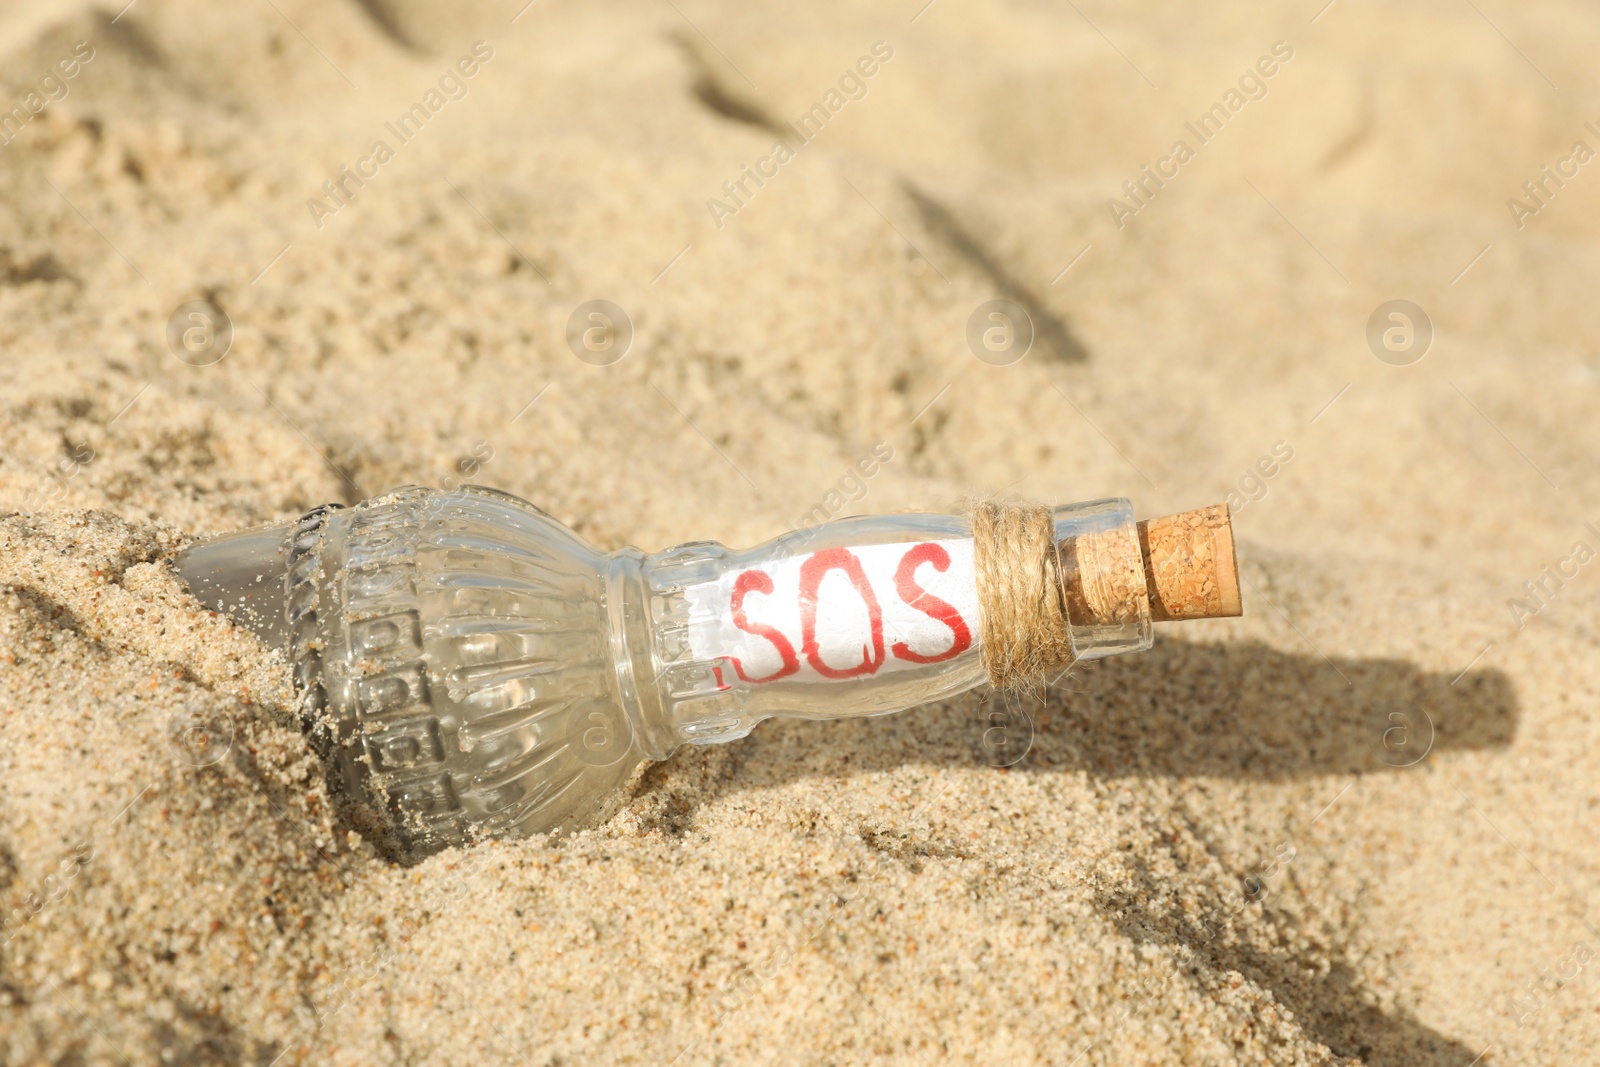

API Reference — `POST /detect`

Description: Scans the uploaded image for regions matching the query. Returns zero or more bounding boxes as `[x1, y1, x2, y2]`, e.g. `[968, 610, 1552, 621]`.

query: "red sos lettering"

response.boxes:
[728, 569, 799, 683]
[799, 548, 885, 679]
[726, 541, 973, 683]
[890, 542, 971, 664]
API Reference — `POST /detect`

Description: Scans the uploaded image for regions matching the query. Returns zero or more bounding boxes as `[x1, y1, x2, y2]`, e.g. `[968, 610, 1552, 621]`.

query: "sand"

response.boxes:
[2, 0, 1599, 1063]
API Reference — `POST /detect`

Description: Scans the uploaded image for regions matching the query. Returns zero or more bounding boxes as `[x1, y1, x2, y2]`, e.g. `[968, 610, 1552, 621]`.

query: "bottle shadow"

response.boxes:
[1018, 636, 1516, 781]
[690, 636, 1518, 1066]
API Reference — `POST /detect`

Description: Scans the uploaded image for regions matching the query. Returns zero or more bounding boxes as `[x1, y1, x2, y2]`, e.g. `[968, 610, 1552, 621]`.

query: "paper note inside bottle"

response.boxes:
[684, 539, 981, 684]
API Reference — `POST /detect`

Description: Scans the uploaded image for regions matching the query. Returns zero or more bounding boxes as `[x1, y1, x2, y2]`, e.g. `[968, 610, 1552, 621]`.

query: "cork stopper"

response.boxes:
[1136, 504, 1241, 622]
[1057, 525, 1147, 628]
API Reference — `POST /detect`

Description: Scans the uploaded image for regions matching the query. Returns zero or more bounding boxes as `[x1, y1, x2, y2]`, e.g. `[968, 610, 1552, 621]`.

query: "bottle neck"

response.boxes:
[618, 501, 1155, 754]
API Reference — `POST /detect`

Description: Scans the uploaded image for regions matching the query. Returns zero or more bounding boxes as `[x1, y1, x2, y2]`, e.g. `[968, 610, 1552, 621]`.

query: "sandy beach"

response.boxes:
[2, 0, 1598, 1063]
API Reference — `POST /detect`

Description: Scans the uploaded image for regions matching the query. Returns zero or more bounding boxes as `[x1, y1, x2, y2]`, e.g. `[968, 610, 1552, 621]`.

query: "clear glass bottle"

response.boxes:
[175, 485, 1236, 862]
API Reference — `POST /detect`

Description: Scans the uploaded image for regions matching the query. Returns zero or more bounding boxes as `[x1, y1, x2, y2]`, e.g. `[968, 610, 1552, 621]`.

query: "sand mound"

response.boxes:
[2, 1, 1598, 1063]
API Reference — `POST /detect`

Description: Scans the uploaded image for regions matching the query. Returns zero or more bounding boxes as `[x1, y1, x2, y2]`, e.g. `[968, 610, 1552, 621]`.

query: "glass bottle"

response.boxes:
[175, 485, 1238, 862]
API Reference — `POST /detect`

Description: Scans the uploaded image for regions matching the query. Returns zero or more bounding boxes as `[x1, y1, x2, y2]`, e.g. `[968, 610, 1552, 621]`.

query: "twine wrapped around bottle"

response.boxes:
[967, 501, 1075, 692]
